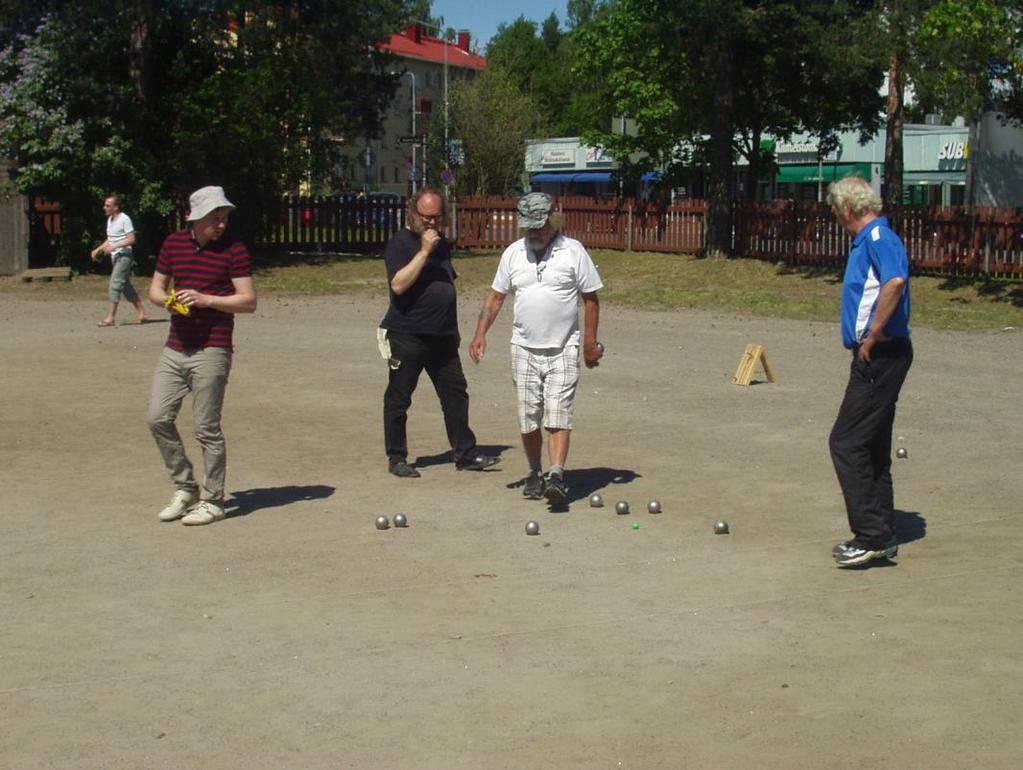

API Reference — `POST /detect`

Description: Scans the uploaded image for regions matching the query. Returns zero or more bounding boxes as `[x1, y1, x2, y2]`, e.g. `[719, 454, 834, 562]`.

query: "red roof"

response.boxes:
[379, 24, 487, 71]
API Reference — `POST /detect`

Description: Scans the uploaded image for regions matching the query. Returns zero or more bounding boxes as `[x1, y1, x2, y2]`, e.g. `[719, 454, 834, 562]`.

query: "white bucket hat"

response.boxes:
[186, 186, 236, 221]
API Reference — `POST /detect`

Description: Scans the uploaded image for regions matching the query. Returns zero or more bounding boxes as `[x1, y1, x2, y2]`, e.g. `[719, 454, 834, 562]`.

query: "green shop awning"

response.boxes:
[774, 162, 872, 184]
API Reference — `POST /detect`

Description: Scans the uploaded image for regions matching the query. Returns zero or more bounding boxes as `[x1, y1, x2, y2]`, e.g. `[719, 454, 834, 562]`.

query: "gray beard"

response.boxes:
[527, 234, 553, 252]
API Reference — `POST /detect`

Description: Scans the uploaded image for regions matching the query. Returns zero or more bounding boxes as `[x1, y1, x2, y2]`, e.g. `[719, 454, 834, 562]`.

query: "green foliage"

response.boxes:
[0, 0, 411, 267]
[406, 0, 443, 29]
[484, 8, 611, 138]
[575, 0, 886, 252]
[577, 0, 884, 180]
[913, 0, 1023, 121]
[445, 68, 546, 195]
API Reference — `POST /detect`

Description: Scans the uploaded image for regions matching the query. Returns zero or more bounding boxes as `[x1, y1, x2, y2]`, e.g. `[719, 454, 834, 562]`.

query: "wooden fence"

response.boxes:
[454, 195, 705, 254]
[28, 194, 1023, 277]
[734, 201, 1023, 276]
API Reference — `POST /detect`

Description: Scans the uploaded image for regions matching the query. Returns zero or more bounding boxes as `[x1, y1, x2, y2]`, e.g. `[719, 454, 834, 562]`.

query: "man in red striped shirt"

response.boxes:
[145, 186, 257, 526]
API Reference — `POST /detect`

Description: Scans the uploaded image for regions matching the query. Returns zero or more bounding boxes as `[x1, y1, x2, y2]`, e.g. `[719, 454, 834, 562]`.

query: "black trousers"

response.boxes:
[383, 331, 477, 464]
[829, 338, 913, 549]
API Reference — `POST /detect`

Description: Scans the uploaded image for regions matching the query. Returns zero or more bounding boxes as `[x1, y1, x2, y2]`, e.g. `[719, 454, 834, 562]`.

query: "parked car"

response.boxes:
[354, 192, 401, 228]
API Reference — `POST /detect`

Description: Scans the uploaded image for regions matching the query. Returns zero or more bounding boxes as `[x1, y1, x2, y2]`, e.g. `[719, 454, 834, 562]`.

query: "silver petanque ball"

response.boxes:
[375, 515, 390, 530]
[525, 520, 540, 536]
[896, 447, 908, 459]
[589, 493, 604, 508]
[393, 513, 408, 528]
[647, 500, 662, 514]
[714, 520, 730, 535]
[615, 500, 630, 515]
[596, 341, 605, 354]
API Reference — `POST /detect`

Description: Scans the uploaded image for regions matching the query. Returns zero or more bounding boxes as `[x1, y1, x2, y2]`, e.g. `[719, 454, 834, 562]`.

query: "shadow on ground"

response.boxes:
[937, 276, 1023, 308]
[564, 467, 641, 504]
[842, 509, 926, 570]
[895, 509, 926, 545]
[225, 485, 336, 518]
[774, 263, 843, 283]
[414, 444, 513, 470]
[503, 467, 641, 512]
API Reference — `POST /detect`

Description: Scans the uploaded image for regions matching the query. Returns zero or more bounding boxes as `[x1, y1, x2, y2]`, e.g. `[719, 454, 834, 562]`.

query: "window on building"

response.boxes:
[418, 98, 432, 115]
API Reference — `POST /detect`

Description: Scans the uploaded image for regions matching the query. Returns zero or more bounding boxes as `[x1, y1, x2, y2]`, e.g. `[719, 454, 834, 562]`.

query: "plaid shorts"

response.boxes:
[510, 343, 580, 433]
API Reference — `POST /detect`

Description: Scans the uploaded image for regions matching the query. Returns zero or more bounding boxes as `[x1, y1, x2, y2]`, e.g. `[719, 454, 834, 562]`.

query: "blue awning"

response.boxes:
[641, 171, 661, 182]
[531, 172, 613, 183]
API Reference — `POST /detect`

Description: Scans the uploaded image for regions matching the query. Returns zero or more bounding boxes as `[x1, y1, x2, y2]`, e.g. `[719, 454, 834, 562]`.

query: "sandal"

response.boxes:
[97, 319, 115, 327]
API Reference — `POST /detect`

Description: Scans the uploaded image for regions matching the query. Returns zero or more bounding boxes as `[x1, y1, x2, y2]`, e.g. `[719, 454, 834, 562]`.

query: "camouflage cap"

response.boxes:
[517, 192, 553, 230]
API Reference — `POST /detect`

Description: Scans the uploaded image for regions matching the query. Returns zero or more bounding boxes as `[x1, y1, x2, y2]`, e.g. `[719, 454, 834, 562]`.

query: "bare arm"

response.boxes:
[116, 231, 136, 249]
[390, 229, 440, 295]
[581, 291, 602, 368]
[858, 277, 905, 362]
[175, 276, 257, 314]
[92, 231, 136, 260]
[468, 289, 507, 364]
[148, 270, 172, 308]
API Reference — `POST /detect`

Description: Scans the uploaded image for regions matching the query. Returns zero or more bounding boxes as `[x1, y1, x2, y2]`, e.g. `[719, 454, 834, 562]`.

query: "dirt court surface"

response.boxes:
[2, 291, 1021, 769]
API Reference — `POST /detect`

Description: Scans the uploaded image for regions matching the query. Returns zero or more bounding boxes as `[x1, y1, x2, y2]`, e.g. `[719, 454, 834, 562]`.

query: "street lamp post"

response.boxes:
[405, 70, 417, 195]
[414, 20, 450, 198]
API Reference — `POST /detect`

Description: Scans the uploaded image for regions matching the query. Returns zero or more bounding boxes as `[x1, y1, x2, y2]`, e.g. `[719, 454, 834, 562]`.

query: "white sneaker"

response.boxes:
[157, 490, 199, 522]
[181, 500, 226, 526]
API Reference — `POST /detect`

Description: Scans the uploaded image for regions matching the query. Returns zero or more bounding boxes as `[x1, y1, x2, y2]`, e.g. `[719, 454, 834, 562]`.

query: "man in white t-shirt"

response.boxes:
[469, 192, 603, 506]
[91, 194, 148, 326]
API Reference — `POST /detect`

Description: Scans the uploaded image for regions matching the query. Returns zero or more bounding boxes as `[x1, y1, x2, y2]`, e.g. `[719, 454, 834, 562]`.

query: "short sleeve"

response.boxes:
[229, 240, 253, 278]
[155, 235, 174, 276]
[868, 229, 908, 285]
[491, 245, 514, 294]
[574, 246, 603, 293]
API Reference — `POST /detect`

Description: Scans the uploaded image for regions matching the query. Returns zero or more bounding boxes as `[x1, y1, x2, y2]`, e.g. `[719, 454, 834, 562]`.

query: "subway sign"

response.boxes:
[938, 141, 968, 160]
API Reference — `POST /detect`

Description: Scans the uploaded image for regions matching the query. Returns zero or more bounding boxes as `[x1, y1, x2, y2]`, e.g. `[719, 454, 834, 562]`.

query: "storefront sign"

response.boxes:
[938, 141, 968, 160]
[584, 146, 612, 164]
[776, 141, 818, 154]
[775, 141, 839, 162]
[541, 149, 575, 166]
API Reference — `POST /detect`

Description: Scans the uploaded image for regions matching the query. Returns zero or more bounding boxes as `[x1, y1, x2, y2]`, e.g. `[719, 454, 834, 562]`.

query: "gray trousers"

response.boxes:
[145, 347, 232, 501]
[109, 252, 139, 303]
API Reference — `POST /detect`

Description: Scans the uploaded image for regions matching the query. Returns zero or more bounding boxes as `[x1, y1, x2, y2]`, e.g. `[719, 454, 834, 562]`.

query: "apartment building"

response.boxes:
[341, 23, 486, 196]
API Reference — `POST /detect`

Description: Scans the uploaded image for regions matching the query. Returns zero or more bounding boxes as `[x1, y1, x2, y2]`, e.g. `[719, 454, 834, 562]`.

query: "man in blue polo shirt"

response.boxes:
[826, 176, 913, 568]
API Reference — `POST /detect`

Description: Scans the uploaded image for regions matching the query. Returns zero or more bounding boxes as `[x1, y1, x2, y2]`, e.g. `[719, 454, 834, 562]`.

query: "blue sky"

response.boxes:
[429, 0, 565, 52]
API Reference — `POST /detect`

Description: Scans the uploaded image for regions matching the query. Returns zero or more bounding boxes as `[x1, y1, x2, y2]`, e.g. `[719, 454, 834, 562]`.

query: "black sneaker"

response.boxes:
[389, 460, 421, 478]
[833, 541, 894, 568]
[543, 473, 568, 506]
[523, 473, 546, 500]
[455, 453, 501, 471]
[832, 539, 898, 558]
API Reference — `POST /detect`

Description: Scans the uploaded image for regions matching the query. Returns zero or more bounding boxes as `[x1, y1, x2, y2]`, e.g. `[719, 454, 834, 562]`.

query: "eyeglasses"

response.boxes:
[536, 259, 548, 282]
[416, 209, 441, 221]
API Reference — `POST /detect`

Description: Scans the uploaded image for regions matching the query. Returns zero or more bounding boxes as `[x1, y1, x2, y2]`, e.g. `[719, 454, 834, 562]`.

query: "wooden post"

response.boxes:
[626, 200, 633, 252]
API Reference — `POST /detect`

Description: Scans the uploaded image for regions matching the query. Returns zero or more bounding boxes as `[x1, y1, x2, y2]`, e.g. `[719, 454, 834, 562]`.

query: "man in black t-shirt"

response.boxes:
[378, 188, 500, 478]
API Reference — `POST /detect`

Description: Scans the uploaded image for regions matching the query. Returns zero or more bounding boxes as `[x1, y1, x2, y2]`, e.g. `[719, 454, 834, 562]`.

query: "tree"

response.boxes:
[0, 0, 411, 267]
[913, 1, 1023, 121]
[486, 17, 550, 92]
[406, 0, 445, 31]
[446, 68, 546, 195]
[874, 0, 1023, 209]
[566, 0, 603, 29]
[576, 0, 885, 256]
[485, 10, 611, 138]
[541, 12, 562, 51]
